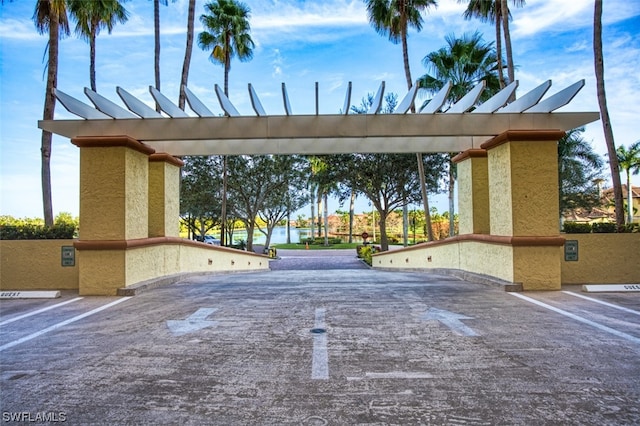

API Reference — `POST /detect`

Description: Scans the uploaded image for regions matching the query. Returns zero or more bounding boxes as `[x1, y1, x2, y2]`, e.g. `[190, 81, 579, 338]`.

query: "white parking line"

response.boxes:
[0, 297, 132, 352]
[0, 297, 84, 326]
[311, 307, 329, 380]
[561, 291, 640, 316]
[510, 293, 640, 345]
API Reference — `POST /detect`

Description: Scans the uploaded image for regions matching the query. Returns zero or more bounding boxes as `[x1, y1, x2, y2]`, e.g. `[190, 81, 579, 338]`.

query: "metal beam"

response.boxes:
[39, 111, 599, 155]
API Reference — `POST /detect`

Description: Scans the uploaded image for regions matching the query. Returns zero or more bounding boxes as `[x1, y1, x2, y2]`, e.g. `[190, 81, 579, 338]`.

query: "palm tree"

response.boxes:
[68, 0, 128, 92]
[459, 0, 524, 89]
[594, 0, 624, 229]
[199, 0, 254, 245]
[198, 0, 254, 97]
[616, 141, 640, 224]
[178, 0, 196, 110]
[418, 32, 502, 236]
[364, 0, 438, 241]
[557, 128, 604, 218]
[365, 0, 437, 91]
[33, 0, 70, 227]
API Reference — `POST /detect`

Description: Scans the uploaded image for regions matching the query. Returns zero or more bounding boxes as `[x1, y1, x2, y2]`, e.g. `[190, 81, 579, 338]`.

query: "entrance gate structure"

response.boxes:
[41, 79, 599, 294]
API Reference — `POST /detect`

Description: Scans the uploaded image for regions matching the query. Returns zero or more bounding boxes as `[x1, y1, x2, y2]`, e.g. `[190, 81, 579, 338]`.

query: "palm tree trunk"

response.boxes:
[41, 7, 59, 228]
[594, 0, 625, 229]
[626, 171, 633, 224]
[89, 25, 97, 92]
[220, 155, 227, 245]
[310, 184, 315, 239]
[323, 191, 329, 246]
[178, 0, 196, 110]
[495, 13, 505, 88]
[416, 153, 433, 240]
[401, 32, 412, 91]
[501, 0, 515, 86]
[448, 160, 455, 237]
[349, 190, 355, 243]
[154, 0, 160, 91]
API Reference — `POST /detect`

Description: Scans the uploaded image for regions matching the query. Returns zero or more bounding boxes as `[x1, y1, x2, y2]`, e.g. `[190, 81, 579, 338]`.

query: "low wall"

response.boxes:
[0, 240, 79, 291]
[373, 233, 639, 289]
[1, 238, 270, 295]
[561, 233, 640, 284]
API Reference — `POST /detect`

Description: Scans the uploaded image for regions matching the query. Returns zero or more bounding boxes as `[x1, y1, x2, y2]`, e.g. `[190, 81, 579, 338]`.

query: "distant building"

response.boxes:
[562, 185, 639, 224]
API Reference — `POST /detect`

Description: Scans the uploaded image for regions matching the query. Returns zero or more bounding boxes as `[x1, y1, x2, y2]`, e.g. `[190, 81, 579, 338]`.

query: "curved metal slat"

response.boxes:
[116, 87, 163, 118]
[342, 81, 352, 115]
[420, 81, 452, 114]
[447, 81, 486, 113]
[367, 81, 385, 114]
[214, 84, 240, 117]
[282, 82, 292, 116]
[525, 80, 585, 113]
[498, 80, 552, 113]
[248, 83, 266, 116]
[149, 86, 189, 118]
[54, 89, 111, 120]
[393, 82, 419, 114]
[84, 88, 138, 118]
[472, 81, 519, 113]
[184, 86, 215, 117]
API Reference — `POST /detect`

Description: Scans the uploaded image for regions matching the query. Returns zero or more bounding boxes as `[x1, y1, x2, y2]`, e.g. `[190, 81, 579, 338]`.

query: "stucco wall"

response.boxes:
[0, 240, 79, 290]
[561, 233, 640, 284]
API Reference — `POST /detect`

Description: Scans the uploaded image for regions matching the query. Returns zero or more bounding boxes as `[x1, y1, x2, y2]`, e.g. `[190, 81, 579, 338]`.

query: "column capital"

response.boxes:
[480, 130, 565, 150]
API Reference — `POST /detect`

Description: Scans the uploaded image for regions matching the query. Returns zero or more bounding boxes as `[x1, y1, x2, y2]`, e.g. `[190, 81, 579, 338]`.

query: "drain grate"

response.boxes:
[310, 328, 326, 334]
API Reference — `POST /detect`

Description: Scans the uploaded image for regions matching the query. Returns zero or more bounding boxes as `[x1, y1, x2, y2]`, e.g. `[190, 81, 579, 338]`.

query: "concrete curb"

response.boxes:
[376, 267, 522, 292]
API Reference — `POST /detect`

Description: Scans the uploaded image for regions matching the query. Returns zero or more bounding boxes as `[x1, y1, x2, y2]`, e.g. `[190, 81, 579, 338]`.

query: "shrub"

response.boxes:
[591, 222, 617, 233]
[359, 245, 373, 266]
[563, 221, 592, 234]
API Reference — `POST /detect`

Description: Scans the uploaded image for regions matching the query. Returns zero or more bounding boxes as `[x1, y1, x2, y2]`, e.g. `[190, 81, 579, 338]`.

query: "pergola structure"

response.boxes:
[40, 79, 600, 294]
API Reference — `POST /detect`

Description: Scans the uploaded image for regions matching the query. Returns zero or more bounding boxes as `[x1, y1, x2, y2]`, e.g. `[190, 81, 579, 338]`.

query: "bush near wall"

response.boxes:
[0, 214, 78, 239]
[563, 221, 638, 234]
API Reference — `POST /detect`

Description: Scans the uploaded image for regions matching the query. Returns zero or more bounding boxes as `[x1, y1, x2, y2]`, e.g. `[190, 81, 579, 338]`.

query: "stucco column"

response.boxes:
[479, 130, 565, 290]
[72, 136, 154, 240]
[452, 149, 489, 235]
[71, 136, 155, 295]
[481, 130, 564, 237]
[148, 153, 184, 238]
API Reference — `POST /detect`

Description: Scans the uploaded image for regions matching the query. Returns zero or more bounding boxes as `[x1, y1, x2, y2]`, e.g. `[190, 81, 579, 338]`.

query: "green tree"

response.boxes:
[68, 0, 128, 92]
[594, 0, 624, 228]
[615, 141, 640, 224]
[33, 0, 70, 227]
[557, 128, 604, 218]
[364, 0, 438, 242]
[180, 156, 222, 240]
[418, 31, 502, 236]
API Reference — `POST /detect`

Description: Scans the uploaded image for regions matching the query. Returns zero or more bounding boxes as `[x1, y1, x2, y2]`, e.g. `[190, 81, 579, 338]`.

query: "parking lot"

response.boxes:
[1, 251, 639, 425]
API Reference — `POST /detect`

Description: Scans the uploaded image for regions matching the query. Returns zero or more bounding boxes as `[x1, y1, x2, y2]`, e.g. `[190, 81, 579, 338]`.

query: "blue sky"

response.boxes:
[1, 0, 639, 219]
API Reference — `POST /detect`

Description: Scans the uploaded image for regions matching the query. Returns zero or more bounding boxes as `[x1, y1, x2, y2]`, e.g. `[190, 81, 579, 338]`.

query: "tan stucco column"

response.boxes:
[480, 130, 566, 290]
[148, 153, 184, 238]
[453, 149, 489, 235]
[71, 136, 155, 295]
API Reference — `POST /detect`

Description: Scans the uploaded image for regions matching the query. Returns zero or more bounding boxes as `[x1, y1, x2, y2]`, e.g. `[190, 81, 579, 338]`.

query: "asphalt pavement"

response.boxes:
[1, 249, 639, 425]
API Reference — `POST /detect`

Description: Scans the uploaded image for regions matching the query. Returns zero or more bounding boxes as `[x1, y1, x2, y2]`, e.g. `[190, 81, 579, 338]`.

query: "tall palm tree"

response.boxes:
[68, 0, 128, 92]
[178, 0, 196, 110]
[364, 0, 438, 240]
[199, 0, 254, 245]
[33, 0, 70, 227]
[419, 32, 502, 236]
[616, 141, 640, 224]
[198, 0, 254, 96]
[594, 0, 624, 229]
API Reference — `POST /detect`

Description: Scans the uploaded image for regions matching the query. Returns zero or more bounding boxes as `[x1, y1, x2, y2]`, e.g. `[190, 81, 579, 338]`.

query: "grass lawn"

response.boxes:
[272, 242, 362, 250]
